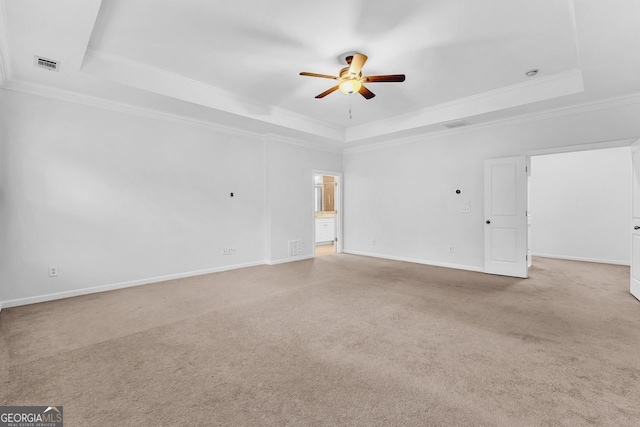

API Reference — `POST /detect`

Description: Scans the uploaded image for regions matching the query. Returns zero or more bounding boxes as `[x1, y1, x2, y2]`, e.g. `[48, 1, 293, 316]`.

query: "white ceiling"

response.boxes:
[1, 0, 640, 147]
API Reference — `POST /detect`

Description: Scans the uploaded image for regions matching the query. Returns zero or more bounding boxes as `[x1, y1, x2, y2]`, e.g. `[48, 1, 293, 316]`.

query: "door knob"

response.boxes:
[486, 220, 491, 224]
[635, 226, 640, 230]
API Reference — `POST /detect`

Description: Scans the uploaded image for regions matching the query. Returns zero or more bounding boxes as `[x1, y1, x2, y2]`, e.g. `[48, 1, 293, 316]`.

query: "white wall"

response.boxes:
[343, 103, 640, 271]
[530, 147, 631, 265]
[0, 90, 341, 306]
[265, 137, 342, 263]
[2, 85, 639, 306]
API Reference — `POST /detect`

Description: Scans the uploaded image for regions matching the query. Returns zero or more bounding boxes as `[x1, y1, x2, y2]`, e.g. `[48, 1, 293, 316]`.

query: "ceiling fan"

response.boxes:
[300, 53, 405, 99]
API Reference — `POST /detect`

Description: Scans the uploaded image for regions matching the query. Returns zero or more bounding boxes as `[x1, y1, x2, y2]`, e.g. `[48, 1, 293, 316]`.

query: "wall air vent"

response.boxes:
[443, 120, 470, 129]
[288, 240, 303, 257]
[34, 56, 59, 72]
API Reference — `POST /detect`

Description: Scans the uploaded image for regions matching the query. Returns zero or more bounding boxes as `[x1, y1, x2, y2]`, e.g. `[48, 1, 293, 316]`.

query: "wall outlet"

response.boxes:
[222, 248, 228, 255]
[461, 205, 471, 213]
[448, 245, 454, 253]
[230, 247, 236, 254]
[48, 266, 58, 277]
[372, 238, 376, 245]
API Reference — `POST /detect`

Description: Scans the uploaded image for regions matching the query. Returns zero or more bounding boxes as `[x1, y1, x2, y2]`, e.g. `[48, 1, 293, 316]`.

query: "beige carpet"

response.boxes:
[1, 255, 639, 426]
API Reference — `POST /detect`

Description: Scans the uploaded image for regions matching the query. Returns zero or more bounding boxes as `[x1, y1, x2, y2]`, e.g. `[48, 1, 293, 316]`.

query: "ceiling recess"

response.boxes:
[34, 56, 59, 72]
[443, 120, 470, 129]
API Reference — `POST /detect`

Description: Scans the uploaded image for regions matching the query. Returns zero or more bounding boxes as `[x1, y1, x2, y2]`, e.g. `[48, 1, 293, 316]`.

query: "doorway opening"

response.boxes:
[528, 146, 631, 267]
[484, 139, 635, 281]
[526, 145, 635, 302]
[313, 171, 342, 257]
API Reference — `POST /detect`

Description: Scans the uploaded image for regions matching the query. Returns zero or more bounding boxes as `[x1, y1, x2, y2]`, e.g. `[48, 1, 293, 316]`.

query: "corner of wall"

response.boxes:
[263, 137, 272, 265]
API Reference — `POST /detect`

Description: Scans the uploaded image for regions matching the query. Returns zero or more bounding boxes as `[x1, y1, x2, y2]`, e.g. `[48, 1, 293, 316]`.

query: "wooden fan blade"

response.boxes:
[348, 53, 368, 77]
[300, 72, 338, 80]
[363, 74, 406, 83]
[358, 85, 375, 99]
[315, 85, 340, 98]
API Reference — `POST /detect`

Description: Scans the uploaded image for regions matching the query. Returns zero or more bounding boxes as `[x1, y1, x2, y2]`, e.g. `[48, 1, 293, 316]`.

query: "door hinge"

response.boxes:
[526, 254, 528, 261]
[334, 237, 338, 242]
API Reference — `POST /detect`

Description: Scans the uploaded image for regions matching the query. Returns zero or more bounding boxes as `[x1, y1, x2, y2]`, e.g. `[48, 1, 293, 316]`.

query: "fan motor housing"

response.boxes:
[339, 67, 361, 80]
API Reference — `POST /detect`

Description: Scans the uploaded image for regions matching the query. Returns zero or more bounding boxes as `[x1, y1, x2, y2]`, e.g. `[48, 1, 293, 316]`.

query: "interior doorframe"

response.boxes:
[629, 139, 640, 301]
[520, 138, 639, 298]
[312, 169, 343, 256]
[484, 138, 638, 279]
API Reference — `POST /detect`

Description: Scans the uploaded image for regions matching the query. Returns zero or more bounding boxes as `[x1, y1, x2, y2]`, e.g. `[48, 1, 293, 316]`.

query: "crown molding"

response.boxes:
[264, 133, 343, 155]
[3, 79, 266, 142]
[346, 68, 585, 142]
[1, 79, 347, 153]
[5, 43, 640, 158]
[83, 49, 589, 147]
[343, 91, 640, 154]
[521, 138, 637, 156]
[82, 49, 346, 142]
[7, 77, 640, 158]
[503, 91, 640, 128]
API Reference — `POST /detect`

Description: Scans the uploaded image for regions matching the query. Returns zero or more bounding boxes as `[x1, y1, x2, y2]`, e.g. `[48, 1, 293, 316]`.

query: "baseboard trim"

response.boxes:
[265, 255, 314, 266]
[532, 253, 630, 266]
[0, 260, 266, 309]
[0, 252, 486, 310]
[343, 250, 485, 273]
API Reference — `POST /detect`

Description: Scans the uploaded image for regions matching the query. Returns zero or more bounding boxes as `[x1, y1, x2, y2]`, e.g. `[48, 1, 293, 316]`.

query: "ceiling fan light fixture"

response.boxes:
[300, 53, 404, 99]
[339, 79, 362, 94]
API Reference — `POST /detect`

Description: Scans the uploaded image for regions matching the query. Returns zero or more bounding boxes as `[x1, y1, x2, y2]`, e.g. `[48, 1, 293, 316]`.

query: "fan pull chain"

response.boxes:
[349, 97, 352, 120]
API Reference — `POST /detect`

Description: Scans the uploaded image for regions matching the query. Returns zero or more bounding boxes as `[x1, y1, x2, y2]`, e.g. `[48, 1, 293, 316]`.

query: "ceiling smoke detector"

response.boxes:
[525, 69, 539, 77]
[34, 56, 59, 72]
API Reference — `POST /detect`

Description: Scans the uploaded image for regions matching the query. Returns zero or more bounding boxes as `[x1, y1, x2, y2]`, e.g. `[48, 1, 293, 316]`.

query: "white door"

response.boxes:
[484, 156, 528, 278]
[630, 143, 640, 301]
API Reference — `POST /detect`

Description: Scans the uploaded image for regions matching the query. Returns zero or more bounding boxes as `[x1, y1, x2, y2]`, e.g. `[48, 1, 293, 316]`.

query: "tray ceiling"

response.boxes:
[1, 0, 640, 146]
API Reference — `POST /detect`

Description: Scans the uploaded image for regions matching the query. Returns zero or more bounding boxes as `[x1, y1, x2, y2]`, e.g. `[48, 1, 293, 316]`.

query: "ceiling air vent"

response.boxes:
[443, 120, 470, 129]
[34, 56, 59, 72]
